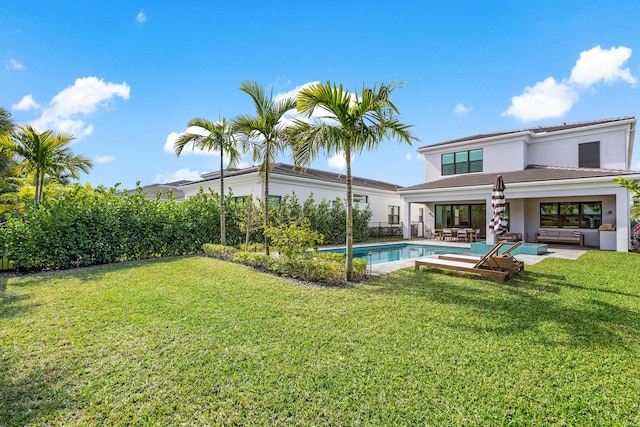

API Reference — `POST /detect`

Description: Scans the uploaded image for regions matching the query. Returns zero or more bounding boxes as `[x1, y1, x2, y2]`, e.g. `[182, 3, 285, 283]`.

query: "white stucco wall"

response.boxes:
[179, 172, 412, 225]
[420, 137, 527, 182]
[526, 128, 628, 169]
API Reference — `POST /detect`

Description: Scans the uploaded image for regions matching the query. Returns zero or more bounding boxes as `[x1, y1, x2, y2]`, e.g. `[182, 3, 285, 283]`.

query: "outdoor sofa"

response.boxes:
[534, 229, 584, 246]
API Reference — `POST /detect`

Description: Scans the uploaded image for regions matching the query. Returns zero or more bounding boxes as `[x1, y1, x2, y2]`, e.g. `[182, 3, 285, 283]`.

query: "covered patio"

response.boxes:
[398, 166, 637, 252]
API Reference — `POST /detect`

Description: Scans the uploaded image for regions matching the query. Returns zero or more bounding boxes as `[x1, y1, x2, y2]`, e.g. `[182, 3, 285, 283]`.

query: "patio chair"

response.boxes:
[415, 241, 511, 283]
[457, 228, 468, 242]
[438, 241, 524, 274]
[442, 228, 453, 241]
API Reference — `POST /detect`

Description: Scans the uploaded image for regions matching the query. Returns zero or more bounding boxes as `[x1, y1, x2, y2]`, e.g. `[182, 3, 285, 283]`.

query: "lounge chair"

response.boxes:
[415, 241, 511, 283]
[438, 241, 524, 274]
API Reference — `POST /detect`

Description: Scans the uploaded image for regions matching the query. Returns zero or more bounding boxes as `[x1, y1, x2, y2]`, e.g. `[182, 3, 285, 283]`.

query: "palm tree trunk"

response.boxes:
[264, 151, 270, 256]
[220, 149, 226, 246]
[35, 170, 42, 204]
[345, 143, 353, 281]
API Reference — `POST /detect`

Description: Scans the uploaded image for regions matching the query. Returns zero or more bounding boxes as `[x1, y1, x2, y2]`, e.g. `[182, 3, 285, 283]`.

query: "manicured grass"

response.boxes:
[1, 251, 639, 425]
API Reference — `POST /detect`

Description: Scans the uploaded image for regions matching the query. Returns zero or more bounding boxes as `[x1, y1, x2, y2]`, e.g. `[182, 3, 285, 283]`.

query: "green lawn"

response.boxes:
[1, 251, 639, 426]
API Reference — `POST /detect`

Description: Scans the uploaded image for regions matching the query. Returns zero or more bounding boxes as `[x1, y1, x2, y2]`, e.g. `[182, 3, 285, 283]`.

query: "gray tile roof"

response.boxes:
[419, 116, 635, 150]
[187, 163, 402, 192]
[399, 165, 638, 191]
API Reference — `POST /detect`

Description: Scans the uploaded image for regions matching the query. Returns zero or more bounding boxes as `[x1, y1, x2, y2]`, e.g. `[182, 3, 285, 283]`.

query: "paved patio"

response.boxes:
[358, 239, 590, 276]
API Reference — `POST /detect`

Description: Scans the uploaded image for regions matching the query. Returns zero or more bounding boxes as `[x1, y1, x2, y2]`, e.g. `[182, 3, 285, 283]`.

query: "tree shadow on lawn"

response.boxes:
[0, 360, 71, 426]
[366, 268, 639, 351]
[5, 255, 195, 288]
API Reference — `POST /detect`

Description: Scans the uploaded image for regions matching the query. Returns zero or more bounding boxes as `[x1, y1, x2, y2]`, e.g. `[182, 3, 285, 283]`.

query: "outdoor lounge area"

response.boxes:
[415, 241, 524, 283]
[535, 229, 584, 246]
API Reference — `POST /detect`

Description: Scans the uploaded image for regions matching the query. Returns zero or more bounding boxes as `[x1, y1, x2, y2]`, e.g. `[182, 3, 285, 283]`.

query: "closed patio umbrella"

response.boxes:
[489, 175, 508, 235]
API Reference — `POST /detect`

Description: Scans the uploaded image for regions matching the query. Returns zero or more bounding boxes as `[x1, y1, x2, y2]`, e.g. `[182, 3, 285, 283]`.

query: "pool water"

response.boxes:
[322, 243, 470, 265]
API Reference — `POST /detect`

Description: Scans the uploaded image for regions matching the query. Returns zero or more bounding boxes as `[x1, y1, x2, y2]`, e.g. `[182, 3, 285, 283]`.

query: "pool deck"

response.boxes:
[324, 239, 590, 276]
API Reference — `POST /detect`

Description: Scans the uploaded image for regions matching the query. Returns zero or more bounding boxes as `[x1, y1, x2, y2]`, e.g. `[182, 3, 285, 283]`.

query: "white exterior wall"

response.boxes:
[527, 127, 629, 169]
[179, 172, 413, 225]
[180, 175, 262, 199]
[420, 137, 527, 182]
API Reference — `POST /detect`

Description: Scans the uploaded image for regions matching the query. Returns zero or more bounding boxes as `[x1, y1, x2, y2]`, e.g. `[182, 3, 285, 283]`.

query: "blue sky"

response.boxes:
[2, 1, 640, 189]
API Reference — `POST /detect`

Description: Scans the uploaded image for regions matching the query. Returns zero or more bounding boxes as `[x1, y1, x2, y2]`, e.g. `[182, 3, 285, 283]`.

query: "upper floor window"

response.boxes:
[579, 141, 600, 168]
[442, 149, 483, 176]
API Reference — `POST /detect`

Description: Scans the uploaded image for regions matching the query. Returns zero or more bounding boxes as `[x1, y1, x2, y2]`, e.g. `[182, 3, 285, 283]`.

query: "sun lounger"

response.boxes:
[438, 241, 524, 274]
[415, 257, 511, 283]
[415, 241, 511, 283]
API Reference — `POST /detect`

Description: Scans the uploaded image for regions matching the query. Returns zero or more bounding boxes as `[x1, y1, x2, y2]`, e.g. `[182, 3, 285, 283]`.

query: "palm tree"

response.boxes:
[0, 107, 13, 136]
[173, 117, 242, 245]
[0, 125, 93, 204]
[233, 80, 296, 255]
[0, 107, 15, 178]
[290, 81, 418, 280]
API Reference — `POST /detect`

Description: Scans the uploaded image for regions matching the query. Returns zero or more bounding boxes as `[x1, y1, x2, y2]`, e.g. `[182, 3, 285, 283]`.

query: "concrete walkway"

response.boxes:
[354, 239, 590, 276]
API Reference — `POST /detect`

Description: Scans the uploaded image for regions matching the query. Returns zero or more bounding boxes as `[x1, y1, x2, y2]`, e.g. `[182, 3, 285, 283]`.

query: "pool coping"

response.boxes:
[319, 239, 590, 276]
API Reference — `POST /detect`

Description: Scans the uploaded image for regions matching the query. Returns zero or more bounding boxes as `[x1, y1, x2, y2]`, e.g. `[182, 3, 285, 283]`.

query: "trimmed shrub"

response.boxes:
[233, 251, 273, 270]
[202, 244, 236, 261]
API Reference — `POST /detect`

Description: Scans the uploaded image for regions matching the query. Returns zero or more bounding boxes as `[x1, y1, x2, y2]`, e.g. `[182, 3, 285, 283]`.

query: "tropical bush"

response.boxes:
[0, 185, 371, 271]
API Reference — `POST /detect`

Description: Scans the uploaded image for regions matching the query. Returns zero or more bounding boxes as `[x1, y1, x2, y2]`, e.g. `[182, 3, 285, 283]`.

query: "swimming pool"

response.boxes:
[321, 243, 470, 265]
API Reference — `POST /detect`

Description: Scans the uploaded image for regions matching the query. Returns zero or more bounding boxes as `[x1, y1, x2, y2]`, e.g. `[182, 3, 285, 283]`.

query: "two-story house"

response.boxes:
[179, 162, 423, 229]
[398, 117, 639, 251]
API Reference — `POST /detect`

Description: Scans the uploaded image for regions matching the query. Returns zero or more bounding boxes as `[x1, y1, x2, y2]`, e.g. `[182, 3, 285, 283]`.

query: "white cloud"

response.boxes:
[454, 103, 472, 116]
[136, 9, 147, 23]
[7, 58, 24, 71]
[502, 77, 578, 122]
[30, 77, 130, 139]
[570, 45, 637, 87]
[155, 168, 202, 183]
[12, 94, 40, 111]
[328, 151, 347, 170]
[405, 153, 413, 161]
[95, 155, 115, 164]
[164, 131, 219, 156]
[503, 45, 637, 122]
[274, 81, 318, 104]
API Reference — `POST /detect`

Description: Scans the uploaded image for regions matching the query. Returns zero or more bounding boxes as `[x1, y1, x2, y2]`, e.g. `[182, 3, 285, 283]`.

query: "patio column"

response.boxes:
[403, 200, 412, 239]
[615, 187, 630, 252]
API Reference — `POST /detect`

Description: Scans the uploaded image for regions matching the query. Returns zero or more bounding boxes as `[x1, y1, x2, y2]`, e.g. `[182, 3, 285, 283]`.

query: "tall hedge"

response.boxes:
[0, 187, 371, 271]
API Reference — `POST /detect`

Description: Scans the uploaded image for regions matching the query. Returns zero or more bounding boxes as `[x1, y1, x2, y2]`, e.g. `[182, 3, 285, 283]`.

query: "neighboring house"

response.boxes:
[398, 116, 639, 251]
[124, 181, 189, 201]
[179, 163, 422, 231]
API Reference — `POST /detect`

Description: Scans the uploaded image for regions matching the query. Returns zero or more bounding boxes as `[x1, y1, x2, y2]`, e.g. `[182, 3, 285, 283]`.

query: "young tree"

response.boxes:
[290, 81, 417, 280]
[0, 125, 93, 204]
[614, 176, 640, 218]
[233, 81, 296, 255]
[174, 117, 242, 245]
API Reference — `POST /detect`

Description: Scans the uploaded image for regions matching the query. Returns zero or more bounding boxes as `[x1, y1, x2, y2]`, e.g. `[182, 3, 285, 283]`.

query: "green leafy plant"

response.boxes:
[266, 219, 324, 258]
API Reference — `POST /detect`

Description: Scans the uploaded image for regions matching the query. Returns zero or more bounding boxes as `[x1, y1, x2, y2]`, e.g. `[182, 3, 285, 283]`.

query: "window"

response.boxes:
[388, 206, 400, 224]
[353, 194, 369, 204]
[539, 202, 601, 229]
[418, 208, 424, 223]
[268, 195, 281, 206]
[442, 149, 483, 176]
[579, 141, 600, 168]
[231, 196, 247, 204]
[435, 203, 507, 239]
